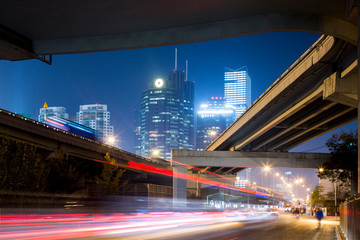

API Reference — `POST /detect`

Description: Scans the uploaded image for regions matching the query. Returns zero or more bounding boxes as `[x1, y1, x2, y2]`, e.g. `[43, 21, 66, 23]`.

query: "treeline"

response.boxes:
[0, 137, 127, 195]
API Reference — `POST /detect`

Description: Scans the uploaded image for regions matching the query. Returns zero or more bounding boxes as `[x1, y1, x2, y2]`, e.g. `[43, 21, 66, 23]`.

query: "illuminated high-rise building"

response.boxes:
[38, 106, 69, 123]
[224, 67, 251, 118]
[196, 97, 235, 151]
[76, 104, 114, 143]
[140, 51, 194, 159]
[133, 109, 142, 156]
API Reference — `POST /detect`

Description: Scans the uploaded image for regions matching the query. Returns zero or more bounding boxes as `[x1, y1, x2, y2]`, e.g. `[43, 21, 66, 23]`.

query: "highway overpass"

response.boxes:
[207, 35, 357, 152]
[0, 108, 171, 177]
[0, 0, 357, 63]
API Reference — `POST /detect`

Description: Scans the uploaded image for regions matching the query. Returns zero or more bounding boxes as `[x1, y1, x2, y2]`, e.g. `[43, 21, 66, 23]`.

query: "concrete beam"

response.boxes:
[171, 149, 330, 169]
[323, 70, 358, 108]
[32, 13, 357, 55]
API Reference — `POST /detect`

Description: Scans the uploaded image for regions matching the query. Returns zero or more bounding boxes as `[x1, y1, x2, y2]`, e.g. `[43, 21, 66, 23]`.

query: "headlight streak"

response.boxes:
[123, 222, 242, 240]
[0, 211, 267, 240]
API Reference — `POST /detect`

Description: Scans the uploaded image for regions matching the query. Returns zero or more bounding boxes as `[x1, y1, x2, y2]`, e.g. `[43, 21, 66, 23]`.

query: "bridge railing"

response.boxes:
[340, 197, 360, 240]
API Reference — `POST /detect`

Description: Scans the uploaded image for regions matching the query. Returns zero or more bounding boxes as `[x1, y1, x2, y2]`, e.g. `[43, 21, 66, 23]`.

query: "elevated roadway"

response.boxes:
[0, 108, 170, 175]
[207, 35, 357, 152]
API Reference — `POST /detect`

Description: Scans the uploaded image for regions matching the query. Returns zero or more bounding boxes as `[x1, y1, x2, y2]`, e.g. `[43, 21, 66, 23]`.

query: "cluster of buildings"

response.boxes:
[135, 50, 251, 159]
[38, 49, 252, 159]
[38, 104, 114, 144]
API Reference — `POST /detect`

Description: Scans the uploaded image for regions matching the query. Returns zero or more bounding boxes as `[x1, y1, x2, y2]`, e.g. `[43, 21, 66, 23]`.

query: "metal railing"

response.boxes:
[340, 197, 360, 240]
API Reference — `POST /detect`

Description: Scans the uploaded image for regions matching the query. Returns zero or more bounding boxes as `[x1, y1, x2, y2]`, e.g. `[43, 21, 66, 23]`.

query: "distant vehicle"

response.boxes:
[45, 116, 96, 140]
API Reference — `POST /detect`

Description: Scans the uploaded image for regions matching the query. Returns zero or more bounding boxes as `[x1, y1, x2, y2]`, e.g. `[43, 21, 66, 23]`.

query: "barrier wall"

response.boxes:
[340, 198, 360, 240]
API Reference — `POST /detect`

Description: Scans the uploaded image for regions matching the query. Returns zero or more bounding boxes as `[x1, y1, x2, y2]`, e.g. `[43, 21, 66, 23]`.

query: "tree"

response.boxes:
[95, 153, 127, 195]
[311, 185, 325, 207]
[0, 138, 49, 192]
[46, 154, 83, 194]
[319, 130, 357, 193]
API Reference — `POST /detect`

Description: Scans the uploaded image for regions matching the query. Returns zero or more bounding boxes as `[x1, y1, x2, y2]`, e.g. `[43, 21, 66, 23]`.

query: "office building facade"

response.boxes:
[38, 106, 69, 123]
[196, 97, 235, 151]
[140, 69, 194, 159]
[224, 67, 251, 118]
[76, 104, 114, 143]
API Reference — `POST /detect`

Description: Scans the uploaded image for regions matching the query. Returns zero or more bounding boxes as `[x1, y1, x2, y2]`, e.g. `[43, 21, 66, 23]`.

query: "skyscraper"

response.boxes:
[133, 109, 142, 156]
[76, 104, 114, 143]
[224, 67, 251, 118]
[140, 50, 194, 159]
[38, 105, 69, 123]
[196, 97, 235, 151]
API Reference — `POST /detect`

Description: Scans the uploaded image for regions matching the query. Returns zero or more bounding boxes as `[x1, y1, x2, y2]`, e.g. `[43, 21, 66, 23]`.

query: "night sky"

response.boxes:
[0, 31, 357, 153]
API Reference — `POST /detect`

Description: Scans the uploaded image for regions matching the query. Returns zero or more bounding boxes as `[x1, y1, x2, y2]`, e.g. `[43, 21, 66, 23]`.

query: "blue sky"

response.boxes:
[0, 31, 357, 152]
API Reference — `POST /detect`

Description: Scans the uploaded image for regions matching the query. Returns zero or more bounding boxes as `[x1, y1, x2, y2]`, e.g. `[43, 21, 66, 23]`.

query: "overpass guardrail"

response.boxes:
[340, 197, 360, 240]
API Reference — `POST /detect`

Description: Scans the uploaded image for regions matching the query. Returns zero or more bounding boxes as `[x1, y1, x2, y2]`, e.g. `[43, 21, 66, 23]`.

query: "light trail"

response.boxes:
[0, 210, 274, 240]
[91, 158, 270, 198]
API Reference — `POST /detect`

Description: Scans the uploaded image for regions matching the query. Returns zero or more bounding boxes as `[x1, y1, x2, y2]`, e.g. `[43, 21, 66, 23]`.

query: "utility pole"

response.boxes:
[334, 181, 337, 219]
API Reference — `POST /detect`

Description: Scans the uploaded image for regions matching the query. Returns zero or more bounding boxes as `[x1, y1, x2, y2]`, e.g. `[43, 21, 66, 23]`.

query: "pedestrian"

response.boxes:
[315, 208, 324, 228]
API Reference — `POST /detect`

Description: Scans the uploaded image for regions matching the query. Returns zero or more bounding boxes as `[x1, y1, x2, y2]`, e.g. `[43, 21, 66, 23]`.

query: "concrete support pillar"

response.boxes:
[172, 165, 187, 201]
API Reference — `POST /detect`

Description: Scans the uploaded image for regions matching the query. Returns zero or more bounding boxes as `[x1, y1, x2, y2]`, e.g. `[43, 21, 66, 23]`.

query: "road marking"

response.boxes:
[265, 227, 276, 231]
[312, 229, 321, 240]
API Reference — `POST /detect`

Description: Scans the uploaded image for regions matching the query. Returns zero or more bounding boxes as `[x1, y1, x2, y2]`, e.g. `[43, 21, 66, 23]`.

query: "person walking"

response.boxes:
[315, 208, 324, 228]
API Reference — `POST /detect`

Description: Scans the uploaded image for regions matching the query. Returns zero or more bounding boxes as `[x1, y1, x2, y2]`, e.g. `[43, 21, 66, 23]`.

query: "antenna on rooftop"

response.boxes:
[186, 60, 188, 80]
[175, 48, 178, 70]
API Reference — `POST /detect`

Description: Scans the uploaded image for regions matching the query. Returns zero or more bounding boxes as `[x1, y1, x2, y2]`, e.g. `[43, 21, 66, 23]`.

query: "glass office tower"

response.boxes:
[141, 69, 194, 160]
[224, 67, 251, 118]
[196, 97, 235, 151]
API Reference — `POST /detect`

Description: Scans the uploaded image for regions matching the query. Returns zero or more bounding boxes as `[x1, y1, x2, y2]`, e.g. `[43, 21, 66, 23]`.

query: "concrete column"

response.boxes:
[172, 165, 187, 201]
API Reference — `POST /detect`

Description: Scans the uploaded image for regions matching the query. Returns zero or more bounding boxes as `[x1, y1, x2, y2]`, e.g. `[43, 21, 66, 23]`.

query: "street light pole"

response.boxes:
[334, 181, 337, 219]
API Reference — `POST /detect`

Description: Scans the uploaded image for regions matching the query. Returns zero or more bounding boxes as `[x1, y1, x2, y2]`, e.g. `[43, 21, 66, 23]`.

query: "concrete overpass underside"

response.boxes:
[0, 0, 357, 63]
[172, 149, 330, 170]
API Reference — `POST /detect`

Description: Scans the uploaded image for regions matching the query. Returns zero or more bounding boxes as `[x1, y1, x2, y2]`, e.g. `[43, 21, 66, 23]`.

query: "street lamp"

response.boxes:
[152, 149, 160, 157]
[209, 130, 217, 136]
[262, 166, 270, 187]
[107, 136, 116, 145]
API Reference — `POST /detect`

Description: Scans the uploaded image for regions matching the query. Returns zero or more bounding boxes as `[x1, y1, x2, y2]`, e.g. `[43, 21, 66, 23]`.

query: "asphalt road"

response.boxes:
[116, 214, 339, 240]
[0, 212, 338, 240]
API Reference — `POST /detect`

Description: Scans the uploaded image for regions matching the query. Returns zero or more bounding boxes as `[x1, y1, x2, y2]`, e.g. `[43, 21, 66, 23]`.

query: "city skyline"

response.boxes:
[0, 31, 357, 152]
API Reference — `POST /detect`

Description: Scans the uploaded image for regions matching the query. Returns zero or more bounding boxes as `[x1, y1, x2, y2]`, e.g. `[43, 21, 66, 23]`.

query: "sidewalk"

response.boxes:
[313, 217, 339, 240]
[297, 214, 340, 240]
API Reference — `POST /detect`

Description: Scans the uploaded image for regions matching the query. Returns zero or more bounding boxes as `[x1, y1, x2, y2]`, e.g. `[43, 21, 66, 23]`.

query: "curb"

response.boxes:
[336, 226, 345, 240]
